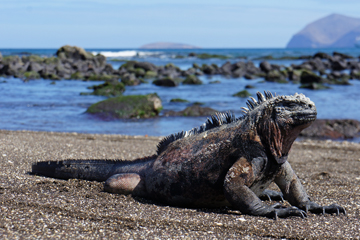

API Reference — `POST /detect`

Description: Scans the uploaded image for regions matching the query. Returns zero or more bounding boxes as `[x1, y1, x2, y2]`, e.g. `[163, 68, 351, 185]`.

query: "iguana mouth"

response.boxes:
[293, 112, 317, 123]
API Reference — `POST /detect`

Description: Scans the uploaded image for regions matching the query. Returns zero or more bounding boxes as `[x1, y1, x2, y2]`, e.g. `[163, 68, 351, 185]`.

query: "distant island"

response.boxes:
[139, 42, 200, 49]
[286, 13, 360, 48]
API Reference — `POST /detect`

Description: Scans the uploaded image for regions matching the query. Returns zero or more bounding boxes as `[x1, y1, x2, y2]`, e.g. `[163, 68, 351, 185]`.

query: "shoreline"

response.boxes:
[0, 129, 163, 140]
[0, 130, 359, 238]
[2, 47, 360, 136]
[1, 126, 359, 143]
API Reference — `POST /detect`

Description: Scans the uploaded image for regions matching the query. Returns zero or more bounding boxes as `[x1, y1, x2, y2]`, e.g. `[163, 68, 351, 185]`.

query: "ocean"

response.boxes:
[1, 48, 360, 139]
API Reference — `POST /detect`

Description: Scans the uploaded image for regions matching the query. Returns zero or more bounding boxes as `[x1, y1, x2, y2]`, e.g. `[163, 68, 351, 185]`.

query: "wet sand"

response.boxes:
[0, 130, 359, 239]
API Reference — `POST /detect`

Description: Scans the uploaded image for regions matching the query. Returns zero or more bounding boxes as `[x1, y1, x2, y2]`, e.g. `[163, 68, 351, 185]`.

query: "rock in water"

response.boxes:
[84, 81, 125, 97]
[300, 70, 324, 84]
[300, 119, 360, 139]
[153, 77, 182, 87]
[164, 104, 217, 117]
[183, 75, 202, 85]
[86, 93, 162, 119]
[56, 45, 94, 61]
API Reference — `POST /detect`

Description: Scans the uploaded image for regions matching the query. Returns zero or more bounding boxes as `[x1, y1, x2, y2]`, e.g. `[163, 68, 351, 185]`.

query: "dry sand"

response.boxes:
[0, 129, 359, 239]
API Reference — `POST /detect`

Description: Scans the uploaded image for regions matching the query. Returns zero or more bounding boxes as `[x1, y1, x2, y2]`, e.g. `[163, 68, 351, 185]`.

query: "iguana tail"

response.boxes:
[31, 155, 156, 182]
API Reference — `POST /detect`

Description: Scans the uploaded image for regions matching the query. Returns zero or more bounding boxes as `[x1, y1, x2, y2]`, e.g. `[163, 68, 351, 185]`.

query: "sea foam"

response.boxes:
[91, 50, 162, 58]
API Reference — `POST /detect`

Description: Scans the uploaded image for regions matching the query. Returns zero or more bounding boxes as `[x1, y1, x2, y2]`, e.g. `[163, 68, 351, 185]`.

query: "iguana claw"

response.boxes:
[262, 205, 307, 219]
[326, 204, 346, 215]
[271, 202, 283, 209]
[300, 202, 346, 215]
[267, 206, 307, 219]
[335, 206, 346, 216]
[259, 190, 284, 202]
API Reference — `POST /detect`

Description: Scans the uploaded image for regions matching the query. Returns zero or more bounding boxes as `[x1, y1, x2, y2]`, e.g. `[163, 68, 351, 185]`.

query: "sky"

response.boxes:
[1, 0, 360, 48]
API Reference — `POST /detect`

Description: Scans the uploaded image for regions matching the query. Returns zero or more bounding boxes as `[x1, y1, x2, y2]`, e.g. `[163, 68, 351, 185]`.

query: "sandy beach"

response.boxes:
[0, 129, 359, 239]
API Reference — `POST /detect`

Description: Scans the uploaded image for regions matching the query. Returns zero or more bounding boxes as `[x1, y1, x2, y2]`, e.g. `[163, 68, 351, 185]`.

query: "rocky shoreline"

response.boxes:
[1, 45, 360, 140]
[1, 46, 359, 87]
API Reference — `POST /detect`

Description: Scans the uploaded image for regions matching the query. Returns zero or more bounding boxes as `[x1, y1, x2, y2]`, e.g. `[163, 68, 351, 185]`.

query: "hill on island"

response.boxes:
[286, 13, 360, 48]
[139, 42, 200, 49]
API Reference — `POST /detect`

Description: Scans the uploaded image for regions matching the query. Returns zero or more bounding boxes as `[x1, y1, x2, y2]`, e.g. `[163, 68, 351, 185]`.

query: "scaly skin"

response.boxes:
[32, 91, 346, 218]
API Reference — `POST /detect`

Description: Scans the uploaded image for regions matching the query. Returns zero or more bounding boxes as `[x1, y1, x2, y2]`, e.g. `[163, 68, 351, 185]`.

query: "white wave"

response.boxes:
[91, 50, 163, 58]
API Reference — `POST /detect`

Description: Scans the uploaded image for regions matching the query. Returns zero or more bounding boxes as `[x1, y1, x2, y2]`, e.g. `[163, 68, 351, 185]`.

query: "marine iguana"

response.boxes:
[32, 91, 346, 219]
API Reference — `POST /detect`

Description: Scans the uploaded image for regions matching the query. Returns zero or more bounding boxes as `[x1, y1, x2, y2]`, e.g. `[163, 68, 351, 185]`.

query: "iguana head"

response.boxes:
[243, 91, 317, 163]
[268, 92, 316, 129]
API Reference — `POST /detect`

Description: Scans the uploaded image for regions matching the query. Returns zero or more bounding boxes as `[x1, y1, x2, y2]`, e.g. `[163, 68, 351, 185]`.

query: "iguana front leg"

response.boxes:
[259, 189, 284, 202]
[223, 157, 307, 219]
[274, 161, 346, 215]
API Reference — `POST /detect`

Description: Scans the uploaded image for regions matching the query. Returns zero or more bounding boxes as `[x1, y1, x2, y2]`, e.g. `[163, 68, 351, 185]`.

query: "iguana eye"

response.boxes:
[278, 102, 297, 108]
[287, 103, 298, 108]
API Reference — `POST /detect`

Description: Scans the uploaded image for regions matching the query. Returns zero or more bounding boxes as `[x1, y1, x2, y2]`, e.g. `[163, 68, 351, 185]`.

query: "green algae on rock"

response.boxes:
[300, 70, 325, 84]
[183, 75, 203, 85]
[300, 82, 331, 90]
[24, 71, 41, 80]
[232, 90, 251, 98]
[83, 81, 125, 97]
[86, 93, 162, 119]
[87, 74, 119, 81]
[190, 53, 230, 60]
[170, 98, 189, 103]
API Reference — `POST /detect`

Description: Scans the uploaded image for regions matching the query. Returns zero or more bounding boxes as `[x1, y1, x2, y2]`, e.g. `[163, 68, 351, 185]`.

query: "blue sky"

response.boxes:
[1, 0, 360, 48]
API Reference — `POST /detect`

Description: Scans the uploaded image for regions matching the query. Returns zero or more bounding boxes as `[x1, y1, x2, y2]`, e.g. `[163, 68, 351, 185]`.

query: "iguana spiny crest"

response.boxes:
[157, 91, 316, 155]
